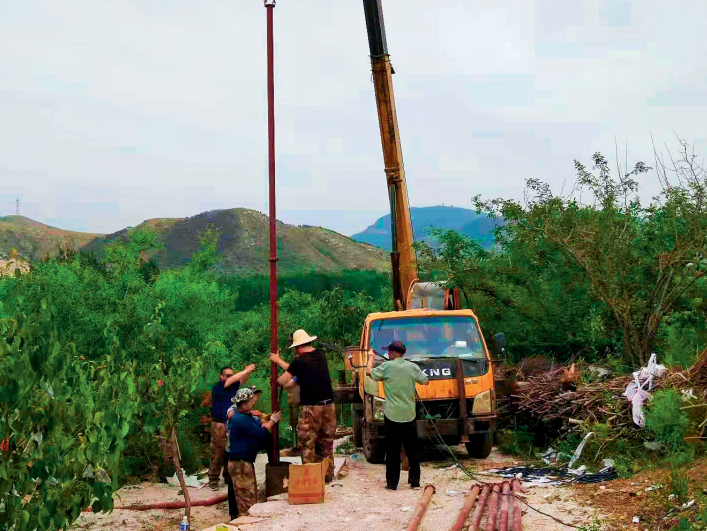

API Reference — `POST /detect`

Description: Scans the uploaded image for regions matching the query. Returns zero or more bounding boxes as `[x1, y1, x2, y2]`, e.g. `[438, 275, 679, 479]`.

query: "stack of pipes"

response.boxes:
[448, 480, 523, 531]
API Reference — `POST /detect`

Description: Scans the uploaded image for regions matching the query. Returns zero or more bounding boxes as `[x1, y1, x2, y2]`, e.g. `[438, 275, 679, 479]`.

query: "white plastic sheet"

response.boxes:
[568, 432, 594, 469]
[623, 353, 666, 427]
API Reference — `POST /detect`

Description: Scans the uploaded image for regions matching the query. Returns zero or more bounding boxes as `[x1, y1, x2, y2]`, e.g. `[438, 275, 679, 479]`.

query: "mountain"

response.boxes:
[82, 208, 389, 274]
[351, 206, 502, 250]
[0, 215, 103, 261]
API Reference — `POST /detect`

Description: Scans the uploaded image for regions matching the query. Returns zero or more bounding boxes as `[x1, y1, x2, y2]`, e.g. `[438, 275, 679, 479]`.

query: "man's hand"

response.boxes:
[245, 363, 256, 373]
[251, 410, 262, 417]
[270, 411, 282, 423]
[270, 351, 290, 371]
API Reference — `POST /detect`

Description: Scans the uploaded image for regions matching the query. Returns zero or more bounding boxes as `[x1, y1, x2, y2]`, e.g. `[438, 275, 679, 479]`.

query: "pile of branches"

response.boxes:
[507, 350, 707, 436]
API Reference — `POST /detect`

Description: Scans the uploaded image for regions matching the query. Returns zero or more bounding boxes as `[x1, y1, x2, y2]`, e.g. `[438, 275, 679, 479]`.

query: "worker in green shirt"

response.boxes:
[366, 340, 429, 491]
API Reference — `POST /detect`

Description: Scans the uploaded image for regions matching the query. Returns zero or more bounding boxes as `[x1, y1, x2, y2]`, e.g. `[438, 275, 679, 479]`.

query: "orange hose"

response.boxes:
[83, 493, 228, 512]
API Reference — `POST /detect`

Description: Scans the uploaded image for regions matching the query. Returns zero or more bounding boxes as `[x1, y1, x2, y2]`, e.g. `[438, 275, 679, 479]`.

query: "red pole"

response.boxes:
[265, 0, 279, 466]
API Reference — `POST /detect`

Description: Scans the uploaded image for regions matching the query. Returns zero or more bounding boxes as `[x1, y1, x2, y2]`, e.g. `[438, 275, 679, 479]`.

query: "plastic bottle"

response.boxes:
[180, 516, 189, 531]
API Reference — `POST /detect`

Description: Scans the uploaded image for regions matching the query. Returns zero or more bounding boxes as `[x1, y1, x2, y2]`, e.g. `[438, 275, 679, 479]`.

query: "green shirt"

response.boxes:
[369, 357, 428, 423]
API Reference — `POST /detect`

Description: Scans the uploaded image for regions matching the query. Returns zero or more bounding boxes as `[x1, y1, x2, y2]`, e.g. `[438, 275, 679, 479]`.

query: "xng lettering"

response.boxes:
[421, 367, 453, 377]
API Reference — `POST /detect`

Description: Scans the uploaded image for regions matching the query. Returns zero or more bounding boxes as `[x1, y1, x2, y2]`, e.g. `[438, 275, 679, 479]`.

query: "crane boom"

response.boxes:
[363, 0, 417, 311]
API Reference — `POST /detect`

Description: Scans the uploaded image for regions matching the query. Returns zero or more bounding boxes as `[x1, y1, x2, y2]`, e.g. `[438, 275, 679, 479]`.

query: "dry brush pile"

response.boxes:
[500, 351, 707, 457]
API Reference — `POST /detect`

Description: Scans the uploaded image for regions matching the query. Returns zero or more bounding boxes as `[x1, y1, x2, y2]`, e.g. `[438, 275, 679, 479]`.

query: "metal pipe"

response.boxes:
[449, 485, 480, 531]
[512, 479, 523, 531]
[404, 484, 435, 531]
[455, 358, 468, 440]
[265, 0, 279, 466]
[485, 483, 501, 531]
[468, 484, 491, 531]
[499, 481, 511, 531]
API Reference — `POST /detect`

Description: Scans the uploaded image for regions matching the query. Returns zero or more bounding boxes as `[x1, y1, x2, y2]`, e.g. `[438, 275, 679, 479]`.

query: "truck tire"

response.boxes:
[363, 422, 386, 464]
[352, 407, 364, 448]
[465, 433, 493, 459]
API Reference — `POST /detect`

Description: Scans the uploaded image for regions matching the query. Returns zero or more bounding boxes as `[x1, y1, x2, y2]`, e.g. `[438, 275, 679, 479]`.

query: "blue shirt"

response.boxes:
[229, 411, 268, 462]
[211, 380, 240, 422]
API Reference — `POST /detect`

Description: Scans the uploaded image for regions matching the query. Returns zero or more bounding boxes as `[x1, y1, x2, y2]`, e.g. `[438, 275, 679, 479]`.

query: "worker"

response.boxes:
[224, 386, 266, 520]
[228, 387, 281, 515]
[270, 329, 336, 482]
[366, 340, 429, 491]
[209, 363, 256, 491]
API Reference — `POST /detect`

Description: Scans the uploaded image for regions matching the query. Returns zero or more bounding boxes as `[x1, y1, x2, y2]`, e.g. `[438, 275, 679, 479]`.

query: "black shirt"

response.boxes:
[286, 349, 334, 405]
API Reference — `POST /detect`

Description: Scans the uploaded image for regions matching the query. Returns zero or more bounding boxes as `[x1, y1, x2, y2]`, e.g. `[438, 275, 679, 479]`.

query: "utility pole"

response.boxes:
[15, 198, 19, 215]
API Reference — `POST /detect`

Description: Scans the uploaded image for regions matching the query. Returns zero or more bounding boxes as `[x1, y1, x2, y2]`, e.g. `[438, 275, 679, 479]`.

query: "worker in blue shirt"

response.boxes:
[228, 387, 281, 516]
[209, 363, 256, 490]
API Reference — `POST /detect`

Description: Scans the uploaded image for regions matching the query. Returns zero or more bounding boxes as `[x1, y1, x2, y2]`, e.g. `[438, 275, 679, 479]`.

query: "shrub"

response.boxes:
[670, 468, 690, 505]
[497, 427, 535, 458]
[645, 389, 690, 456]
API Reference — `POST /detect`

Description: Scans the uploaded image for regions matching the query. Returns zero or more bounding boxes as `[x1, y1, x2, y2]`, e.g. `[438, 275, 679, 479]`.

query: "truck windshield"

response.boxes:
[369, 316, 486, 360]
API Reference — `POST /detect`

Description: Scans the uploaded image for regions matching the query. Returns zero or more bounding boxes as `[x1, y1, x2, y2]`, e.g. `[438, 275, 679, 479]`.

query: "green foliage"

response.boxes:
[645, 389, 690, 456]
[471, 142, 707, 367]
[496, 427, 536, 458]
[0, 295, 139, 530]
[335, 439, 357, 455]
[670, 468, 690, 505]
[659, 311, 706, 369]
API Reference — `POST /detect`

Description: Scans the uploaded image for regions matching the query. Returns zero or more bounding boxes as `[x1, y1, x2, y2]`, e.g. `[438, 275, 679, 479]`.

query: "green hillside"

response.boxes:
[82, 208, 389, 274]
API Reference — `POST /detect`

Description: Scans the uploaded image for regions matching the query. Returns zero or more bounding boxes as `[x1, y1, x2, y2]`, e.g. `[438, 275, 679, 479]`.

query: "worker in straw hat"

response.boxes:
[270, 329, 336, 482]
[227, 387, 281, 516]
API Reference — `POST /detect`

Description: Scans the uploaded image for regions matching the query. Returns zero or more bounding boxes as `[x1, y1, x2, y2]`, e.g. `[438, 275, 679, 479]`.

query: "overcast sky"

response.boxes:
[2, 0, 706, 236]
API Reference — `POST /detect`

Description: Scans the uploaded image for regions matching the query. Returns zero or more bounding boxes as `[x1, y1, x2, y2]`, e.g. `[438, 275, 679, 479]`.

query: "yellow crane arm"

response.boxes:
[363, 0, 417, 310]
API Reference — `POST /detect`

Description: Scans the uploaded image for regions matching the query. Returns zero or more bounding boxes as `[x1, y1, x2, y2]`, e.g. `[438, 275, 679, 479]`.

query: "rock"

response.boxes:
[247, 500, 290, 517]
[587, 366, 612, 380]
[267, 493, 288, 501]
[230, 516, 265, 525]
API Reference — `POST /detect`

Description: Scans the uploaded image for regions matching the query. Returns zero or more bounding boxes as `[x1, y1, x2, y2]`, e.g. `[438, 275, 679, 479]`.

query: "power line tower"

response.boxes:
[16, 198, 20, 215]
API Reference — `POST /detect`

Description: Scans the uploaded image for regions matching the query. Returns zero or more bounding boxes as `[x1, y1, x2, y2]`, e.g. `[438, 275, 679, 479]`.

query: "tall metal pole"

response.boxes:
[265, 0, 279, 466]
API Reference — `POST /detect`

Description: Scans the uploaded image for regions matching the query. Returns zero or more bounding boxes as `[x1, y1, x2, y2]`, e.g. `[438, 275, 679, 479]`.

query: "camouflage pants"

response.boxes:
[298, 404, 336, 480]
[228, 460, 258, 516]
[208, 421, 228, 487]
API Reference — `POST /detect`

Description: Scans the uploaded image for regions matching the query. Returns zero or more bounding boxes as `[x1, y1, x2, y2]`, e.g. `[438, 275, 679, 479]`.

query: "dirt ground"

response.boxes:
[71, 445, 605, 531]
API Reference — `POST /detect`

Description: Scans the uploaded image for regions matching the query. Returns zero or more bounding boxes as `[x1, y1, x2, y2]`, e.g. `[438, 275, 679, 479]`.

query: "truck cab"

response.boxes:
[346, 308, 496, 462]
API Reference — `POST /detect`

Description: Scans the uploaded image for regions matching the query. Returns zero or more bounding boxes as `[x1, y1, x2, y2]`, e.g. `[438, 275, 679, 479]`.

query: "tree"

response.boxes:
[136, 301, 209, 528]
[0, 296, 139, 530]
[476, 142, 707, 366]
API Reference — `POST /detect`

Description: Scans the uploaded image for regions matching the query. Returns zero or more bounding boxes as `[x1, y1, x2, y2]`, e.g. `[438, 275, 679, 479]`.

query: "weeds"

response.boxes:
[670, 468, 690, 505]
[497, 427, 536, 459]
[335, 439, 357, 455]
[645, 389, 690, 455]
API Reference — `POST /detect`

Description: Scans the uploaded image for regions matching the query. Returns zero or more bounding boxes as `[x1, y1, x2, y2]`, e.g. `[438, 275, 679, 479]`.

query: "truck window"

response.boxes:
[369, 316, 485, 359]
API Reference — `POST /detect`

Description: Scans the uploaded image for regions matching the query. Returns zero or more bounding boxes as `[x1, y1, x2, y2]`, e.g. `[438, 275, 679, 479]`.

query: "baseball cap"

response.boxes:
[232, 386, 263, 405]
[383, 340, 406, 355]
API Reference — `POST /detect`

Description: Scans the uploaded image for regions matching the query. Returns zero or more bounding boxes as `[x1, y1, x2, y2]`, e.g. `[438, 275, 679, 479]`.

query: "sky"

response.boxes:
[1, 0, 706, 236]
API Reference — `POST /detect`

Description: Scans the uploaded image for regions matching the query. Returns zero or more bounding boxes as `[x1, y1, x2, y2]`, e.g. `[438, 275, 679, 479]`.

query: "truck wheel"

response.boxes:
[352, 407, 364, 448]
[465, 433, 493, 459]
[363, 422, 386, 464]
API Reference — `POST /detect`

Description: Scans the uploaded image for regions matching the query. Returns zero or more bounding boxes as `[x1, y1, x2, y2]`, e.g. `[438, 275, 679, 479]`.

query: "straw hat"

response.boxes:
[289, 329, 317, 349]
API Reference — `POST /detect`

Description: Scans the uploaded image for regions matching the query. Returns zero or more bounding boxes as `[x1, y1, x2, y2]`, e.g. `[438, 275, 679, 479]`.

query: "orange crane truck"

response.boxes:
[333, 0, 501, 462]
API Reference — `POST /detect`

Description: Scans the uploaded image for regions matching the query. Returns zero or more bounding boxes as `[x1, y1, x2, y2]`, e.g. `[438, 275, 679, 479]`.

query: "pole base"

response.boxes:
[265, 463, 290, 498]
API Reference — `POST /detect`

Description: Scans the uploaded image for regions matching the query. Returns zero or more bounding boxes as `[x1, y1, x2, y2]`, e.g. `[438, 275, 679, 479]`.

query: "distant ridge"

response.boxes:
[351, 205, 502, 250]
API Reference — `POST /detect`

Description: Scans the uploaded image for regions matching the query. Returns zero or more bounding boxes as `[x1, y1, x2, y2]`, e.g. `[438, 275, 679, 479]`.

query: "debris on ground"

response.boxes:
[510, 349, 707, 440]
[486, 465, 618, 486]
